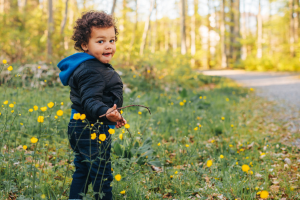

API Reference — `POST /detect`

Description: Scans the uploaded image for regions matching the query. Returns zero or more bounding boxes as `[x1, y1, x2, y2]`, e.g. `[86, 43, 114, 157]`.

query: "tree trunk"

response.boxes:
[180, 0, 186, 55]
[47, 0, 53, 61]
[127, 0, 138, 64]
[119, 0, 127, 42]
[220, 0, 227, 67]
[191, 0, 197, 56]
[229, 0, 235, 64]
[294, 0, 298, 55]
[151, 1, 157, 53]
[241, 0, 247, 60]
[111, 0, 117, 15]
[234, 0, 241, 60]
[289, 0, 295, 57]
[207, 0, 211, 69]
[256, 0, 262, 59]
[165, 23, 169, 51]
[60, 0, 69, 35]
[140, 0, 155, 56]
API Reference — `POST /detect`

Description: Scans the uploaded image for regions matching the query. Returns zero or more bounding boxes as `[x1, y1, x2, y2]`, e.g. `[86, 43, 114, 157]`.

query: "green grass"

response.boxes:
[0, 63, 299, 200]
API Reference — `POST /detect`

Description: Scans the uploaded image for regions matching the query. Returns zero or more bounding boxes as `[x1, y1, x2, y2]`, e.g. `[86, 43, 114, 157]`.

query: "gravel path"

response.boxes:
[200, 70, 300, 146]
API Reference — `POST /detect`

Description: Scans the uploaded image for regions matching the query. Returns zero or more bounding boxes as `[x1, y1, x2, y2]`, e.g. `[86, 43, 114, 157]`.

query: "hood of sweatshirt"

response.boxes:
[57, 52, 96, 86]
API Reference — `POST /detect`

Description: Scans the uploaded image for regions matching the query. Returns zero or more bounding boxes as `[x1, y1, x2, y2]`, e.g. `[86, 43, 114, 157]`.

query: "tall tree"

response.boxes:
[206, 0, 211, 68]
[47, 0, 53, 61]
[220, 0, 227, 67]
[294, 0, 299, 56]
[180, 0, 186, 55]
[140, 0, 155, 56]
[289, 0, 295, 57]
[256, 0, 262, 58]
[241, 0, 247, 60]
[111, 0, 117, 15]
[127, 0, 138, 63]
[151, 1, 157, 53]
[60, 0, 69, 35]
[191, 0, 197, 57]
[234, 0, 241, 60]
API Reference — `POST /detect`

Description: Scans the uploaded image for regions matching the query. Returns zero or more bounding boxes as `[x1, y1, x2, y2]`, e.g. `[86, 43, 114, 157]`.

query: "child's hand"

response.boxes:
[105, 104, 122, 122]
[116, 117, 127, 129]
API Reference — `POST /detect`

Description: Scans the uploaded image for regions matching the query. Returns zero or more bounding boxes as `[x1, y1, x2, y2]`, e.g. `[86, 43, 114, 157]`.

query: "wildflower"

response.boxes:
[211, 140, 215, 143]
[99, 134, 106, 141]
[0, 112, 1, 115]
[73, 113, 80, 120]
[231, 124, 234, 127]
[226, 98, 229, 101]
[11, 110, 14, 113]
[91, 133, 97, 140]
[221, 117, 225, 120]
[138, 111, 142, 115]
[20, 123, 23, 125]
[260, 152, 266, 156]
[41, 194, 46, 199]
[203, 96, 207, 99]
[61, 102, 64, 105]
[108, 129, 115, 134]
[7, 66, 13, 71]
[38, 66, 41, 69]
[207, 160, 213, 167]
[47, 102, 54, 108]
[115, 174, 121, 181]
[111, 168, 113, 171]
[157, 143, 161, 146]
[194, 127, 198, 131]
[31, 137, 38, 143]
[170, 175, 173, 179]
[57, 110, 63, 116]
[183, 99, 186, 103]
[119, 134, 123, 140]
[179, 102, 184, 106]
[120, 110, 123, 114]
[44, 80, 47, 82]
[33, 105, 38, 111]
[255, 187, 259, 190]
[171, 102, 174, 105]
[260, 191, 269, 199]
[199, 124, 202, 127]
[124, 124, 130, 129]
[23, 145, 27, 150]
[240, 148, 244, 152]
[236, 162, 238, 165]
[242, 164, 250, 172]
[229, 144, 233, 147]
[2, 59, 7, 64]
[220, 155, 224, 159]
[91, 124, 94, 126]
[185, 144, 189, 147]
[9, 103, 14, 108]
[40, 107, 47, 112]
[80, 114, 86, 120]
[246, 157, 249, 159]
[54, 116, 58, 119]
[120, 190, 125, 195]
[250, 88, 254, 91]
[199, 96, 202, 99]
[137, 95, 141, 98]
[175, 171, 178, 174]
[35, 164, 39, 168]
[3, 100, 8, 104]
[248, 170, 253, 175]
[37, 116, 44, 123]
[138, 132, 140, 134]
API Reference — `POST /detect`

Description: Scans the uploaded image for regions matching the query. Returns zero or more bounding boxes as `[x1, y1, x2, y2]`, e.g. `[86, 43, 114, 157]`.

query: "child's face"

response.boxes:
[81, 26, 116, 64]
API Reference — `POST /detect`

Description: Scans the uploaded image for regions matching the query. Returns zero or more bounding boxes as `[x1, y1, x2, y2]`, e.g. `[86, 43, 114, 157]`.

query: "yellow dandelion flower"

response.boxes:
[157, 142, 161, 146]
[37, 116, 44, 123]
[11, 110, 14, 113]
[91, 124, 94, 126]
[38, 66, 41, 69]
[40, 107, 47, 112]
[108, 129, 115, 134]
[47, 102, 54, 108]
[231, 124, 234, 127]
[54, 116, 58, 119]
[124, 124, 130, 129]
[33, 105, 38, 111]
[255, 187, 259, 191]
[61, 102, 64, 105]
[194, 127, 198, 131]
[199, 96, 202, 99]
[57, 110, 63, 116]
[226, 98, 229, 101]
[199, 124, 202, 127]
[80, 114, 86, 120]
[4, 100, 8, 104]
[137, 95, 141, 98]
[179, 102, 184, 106]
[9, 104, 14, 108]
[7, 66, 13, 71]
[250, 88, 254, 91]
[203, 96, 207, 99]
[185, 144, 189, 147]
[175, 171, 178, 174]
[138, 132, 140, 134]
[240, 148, 244, 152]
[28, 108, 33, 112]
[211, 140, 215, 143]
[120, 110, 123, 114]
[170, 175, 174, 178]
[111, 168, 113, 171]
[91, 133, 97, 140]
[115, 174, 121, 181]
[220, 155, 224, 159]
[260, 152, 265, 156]
[41, 194, 46, 199]
[31, 137, 38, 143]
[44, 80, 47, 82]
[236, 162, 238, 165]
[183, 99, 186, 103]
[138, 111, 142, 115]
[207, 160, 213, 167]
[99, 134, 106, 141]
[120, 190, 125, 195]
[35, 164, 39, 168]
[221, 117, 225, 120]
[20, 123, 23, 125]
[248, 170, 253, 175]
[2, 59, 7, 64]
[73, 113, 80, 120]
[119, 134, 123, 140]
[260, 191, 269, 199]
[229, 144, 233, 147]
[23, 145, 27, 150]
[242, 164, 250, 172]
[171, 102, 174, 105]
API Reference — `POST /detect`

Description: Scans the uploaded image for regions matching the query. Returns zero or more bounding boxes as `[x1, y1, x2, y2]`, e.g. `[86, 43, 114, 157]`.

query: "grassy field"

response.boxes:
[0, 61, 300, 200]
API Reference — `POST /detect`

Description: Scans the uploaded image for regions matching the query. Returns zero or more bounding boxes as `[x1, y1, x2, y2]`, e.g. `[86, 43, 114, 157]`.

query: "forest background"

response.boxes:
[1, 0, 300, 71]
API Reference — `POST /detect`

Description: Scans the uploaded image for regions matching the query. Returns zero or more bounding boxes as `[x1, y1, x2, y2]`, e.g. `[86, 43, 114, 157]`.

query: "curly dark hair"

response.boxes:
[72, 10, 119, 51]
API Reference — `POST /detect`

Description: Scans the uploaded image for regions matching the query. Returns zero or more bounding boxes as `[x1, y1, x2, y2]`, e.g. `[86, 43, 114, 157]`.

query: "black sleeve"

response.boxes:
[76, 67, 110, 121]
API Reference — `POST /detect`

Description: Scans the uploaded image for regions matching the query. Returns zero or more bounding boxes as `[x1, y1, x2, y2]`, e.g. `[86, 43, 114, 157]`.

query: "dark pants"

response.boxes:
[68, 119, 113, 200]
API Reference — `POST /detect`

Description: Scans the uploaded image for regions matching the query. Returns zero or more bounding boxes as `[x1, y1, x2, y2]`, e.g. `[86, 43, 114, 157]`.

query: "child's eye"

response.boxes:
[98, 40, 104, 44]
[110, 40, 115, 43]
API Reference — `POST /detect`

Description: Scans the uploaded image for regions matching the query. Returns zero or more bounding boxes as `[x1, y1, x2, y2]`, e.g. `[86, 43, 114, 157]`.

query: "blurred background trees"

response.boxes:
[0, 0, 300, 71]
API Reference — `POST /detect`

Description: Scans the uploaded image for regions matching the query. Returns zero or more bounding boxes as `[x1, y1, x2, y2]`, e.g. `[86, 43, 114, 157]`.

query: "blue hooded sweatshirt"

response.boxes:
[57, 52, 115, 129]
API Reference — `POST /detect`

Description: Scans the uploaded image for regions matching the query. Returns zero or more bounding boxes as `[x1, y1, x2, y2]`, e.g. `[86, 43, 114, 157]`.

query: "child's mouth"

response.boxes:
[103, 53, 111, 57]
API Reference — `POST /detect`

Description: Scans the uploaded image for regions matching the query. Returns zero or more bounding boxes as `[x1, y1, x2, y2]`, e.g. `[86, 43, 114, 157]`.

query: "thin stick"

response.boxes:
[99, 104, 151, 118]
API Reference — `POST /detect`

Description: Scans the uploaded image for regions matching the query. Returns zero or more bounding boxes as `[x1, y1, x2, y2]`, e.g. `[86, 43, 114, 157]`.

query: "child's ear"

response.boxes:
[81, 43, 88, 52]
